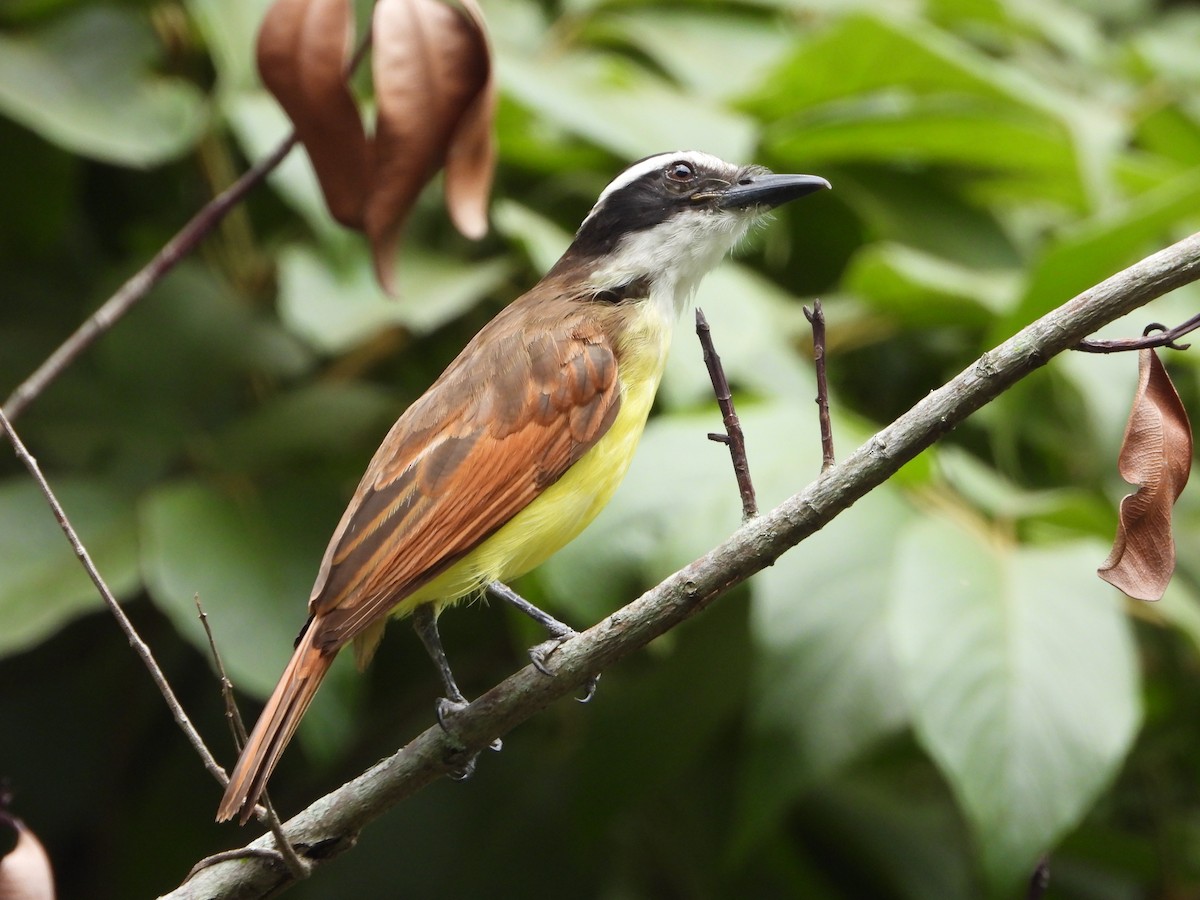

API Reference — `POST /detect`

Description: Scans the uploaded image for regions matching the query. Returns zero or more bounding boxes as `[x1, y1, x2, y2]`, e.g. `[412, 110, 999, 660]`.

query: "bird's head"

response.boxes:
[552, 151, 830, 314]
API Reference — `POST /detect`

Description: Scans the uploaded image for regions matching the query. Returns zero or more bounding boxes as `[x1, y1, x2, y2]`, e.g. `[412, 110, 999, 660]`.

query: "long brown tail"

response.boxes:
[216, 627, 334, 824]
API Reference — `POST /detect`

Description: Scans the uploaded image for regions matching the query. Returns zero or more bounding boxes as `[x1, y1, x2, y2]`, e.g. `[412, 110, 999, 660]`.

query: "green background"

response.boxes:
[2, 0, 1200, 896]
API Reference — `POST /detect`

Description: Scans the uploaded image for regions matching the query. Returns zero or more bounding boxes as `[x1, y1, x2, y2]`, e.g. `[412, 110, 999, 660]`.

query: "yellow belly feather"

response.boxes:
[394, 304, 672, 617]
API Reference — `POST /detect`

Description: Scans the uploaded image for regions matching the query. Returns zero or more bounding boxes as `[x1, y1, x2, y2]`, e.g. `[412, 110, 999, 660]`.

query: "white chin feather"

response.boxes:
[592, 207, 758, 318]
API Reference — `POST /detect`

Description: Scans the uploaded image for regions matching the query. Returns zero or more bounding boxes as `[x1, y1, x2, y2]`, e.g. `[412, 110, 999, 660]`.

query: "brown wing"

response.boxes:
[306, 295, 621, 654]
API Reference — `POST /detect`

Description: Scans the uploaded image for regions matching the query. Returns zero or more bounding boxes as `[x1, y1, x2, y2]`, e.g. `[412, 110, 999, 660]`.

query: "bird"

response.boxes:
[216, 150, 830, 824]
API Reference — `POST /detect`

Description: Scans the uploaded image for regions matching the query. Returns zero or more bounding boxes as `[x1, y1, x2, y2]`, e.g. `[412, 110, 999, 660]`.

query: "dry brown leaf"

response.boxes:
[1098, 348, 1193, 601]
[0, 813, 55, 900]
[367, 0, 492, 293]
[257, 0, 370, 228]
[442, 0, 496, 240]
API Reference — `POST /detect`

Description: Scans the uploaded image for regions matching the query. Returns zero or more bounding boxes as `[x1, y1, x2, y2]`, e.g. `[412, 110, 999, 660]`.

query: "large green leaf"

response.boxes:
[277, 244, 513, 354]
[745, 13, 1059, 119]
[498, 49, 756, 163]
[0, 8, 207, 166]
[767, 97, 1075, 190]
[0, 477, 140, 656]
[996, 166, 1200, 339]
[140, 478, 339, 696]
[139, 477, 367, 760]
[889, 520, 1140, 893]
[588, 11, 792, 101]
[843, 242, 1017, 325]
[735, 486, 915, 854]
[185, 0, 273, 96]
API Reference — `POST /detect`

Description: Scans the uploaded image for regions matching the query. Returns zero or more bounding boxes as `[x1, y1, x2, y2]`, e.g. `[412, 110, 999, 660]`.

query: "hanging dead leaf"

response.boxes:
[441, 0, 496, 241]
[257, 0, 370, 228]
[366, 0, 493, 293]
[0, 810, 55, 900]
[1098, 348, 1193, 601]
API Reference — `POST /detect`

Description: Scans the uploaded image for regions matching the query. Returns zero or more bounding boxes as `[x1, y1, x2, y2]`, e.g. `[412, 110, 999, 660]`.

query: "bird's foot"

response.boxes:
[528, 629, 577, 676]
[435, 696, 502, 779]
[528, 633, 600, 703]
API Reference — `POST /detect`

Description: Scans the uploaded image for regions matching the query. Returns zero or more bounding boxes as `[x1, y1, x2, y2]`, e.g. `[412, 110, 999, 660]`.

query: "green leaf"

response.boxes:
[184, 0, 273, 96]
[139, 477, 366, 758]
[277, 243, 513, 354]
[767, 96, 1076, 192]
[996, 166, 1200, 340]
[889, 521, 1140, 893]
[0, 8, 207, 166]
[745, 13, 1057, 119]
[843, 242, 1018, 325]
[824, 168, 1021, 269]
[492, 199, 571, 276]
[140, 477, 338, 696]
[499, 49, 757, 163]
[208, 381, 396, 473]
[735, 486, 915, 854]
[0, 477, 140, 656]
[588, 11, 792, 101]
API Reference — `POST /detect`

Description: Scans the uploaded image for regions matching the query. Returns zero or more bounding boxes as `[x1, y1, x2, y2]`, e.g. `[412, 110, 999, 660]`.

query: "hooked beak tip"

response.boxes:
[718, 173, 831, 210]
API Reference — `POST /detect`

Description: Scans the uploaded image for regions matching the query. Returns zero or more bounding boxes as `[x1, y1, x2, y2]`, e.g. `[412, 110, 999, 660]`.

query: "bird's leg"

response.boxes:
[486, 581, 599, 703]
[411, 604, 501, 776]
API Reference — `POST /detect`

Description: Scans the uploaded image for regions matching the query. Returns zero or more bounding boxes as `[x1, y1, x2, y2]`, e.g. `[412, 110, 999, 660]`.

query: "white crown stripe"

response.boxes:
[579, 151, 728, 233]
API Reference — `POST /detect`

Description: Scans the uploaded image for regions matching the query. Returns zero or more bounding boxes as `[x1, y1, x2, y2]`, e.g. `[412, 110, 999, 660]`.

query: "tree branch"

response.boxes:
[164, 232, 1200, 898]
[803, 298, 836, 470]
[695, 307, 758, 520]
[0, 134, 298, 424]
[0, 409, 227, 787]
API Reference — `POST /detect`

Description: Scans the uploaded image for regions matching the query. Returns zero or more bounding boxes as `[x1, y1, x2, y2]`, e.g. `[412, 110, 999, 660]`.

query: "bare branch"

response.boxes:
[695, 307, 758, 520]
[0, 409, 227, 786]
[1074, 313, 1200, 353]
[803, 299, 836, 470]
[1, 135, 297, 423]
[165, 231, 1200, 899]
[194, 595, 308, 879]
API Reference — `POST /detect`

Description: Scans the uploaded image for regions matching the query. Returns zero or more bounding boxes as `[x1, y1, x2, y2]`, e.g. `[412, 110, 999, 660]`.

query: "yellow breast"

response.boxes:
[400, 303, 672, 612]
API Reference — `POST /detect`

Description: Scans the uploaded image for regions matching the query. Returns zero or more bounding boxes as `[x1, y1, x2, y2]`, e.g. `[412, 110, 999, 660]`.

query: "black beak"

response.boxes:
[718, 173, 831, 210]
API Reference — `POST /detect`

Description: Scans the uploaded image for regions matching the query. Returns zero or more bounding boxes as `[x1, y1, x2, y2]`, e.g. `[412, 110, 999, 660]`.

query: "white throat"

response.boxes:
[588, 206, 757, 320]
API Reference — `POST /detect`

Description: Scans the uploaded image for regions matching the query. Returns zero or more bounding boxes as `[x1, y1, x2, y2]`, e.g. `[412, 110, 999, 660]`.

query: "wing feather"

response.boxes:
[307, 296, 622, 653]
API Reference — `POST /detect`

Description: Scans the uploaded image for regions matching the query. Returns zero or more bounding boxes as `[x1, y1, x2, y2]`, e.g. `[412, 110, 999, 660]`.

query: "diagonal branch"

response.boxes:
[1, 134, 297, 423]
[0, 409, 227, 786]
[164, 232, 1200, 899]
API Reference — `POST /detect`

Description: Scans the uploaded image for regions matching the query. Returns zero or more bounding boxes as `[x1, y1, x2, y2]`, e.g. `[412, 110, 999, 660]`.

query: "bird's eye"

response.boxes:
[667, 161, 695, 182]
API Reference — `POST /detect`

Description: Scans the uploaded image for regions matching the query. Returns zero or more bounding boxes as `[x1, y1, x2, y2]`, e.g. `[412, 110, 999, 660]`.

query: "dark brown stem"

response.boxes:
[1026, 856, 1050, 900]
[695, 307, 758, 520]
[1074, 312, 1200, 353]
[803, 299, 835, 470]
[0, 408, 226, 785]
[194, 596, 308, 879]
[1, 134, 298, 423]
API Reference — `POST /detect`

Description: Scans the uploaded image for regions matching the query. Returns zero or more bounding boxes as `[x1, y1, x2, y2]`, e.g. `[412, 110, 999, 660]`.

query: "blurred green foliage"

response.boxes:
[1, 0, 1199, 897]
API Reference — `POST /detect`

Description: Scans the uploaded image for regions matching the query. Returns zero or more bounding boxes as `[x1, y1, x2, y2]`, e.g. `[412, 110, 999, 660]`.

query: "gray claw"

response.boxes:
[528, 630, 579, 676]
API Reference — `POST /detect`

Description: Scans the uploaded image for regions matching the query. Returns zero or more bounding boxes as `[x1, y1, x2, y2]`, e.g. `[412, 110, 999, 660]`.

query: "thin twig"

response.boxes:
[163, 231, 1200, 900]
[695, 307, 758, 520]
[0, 409, 226, 785]
[1074, 313, 1200, 353]
[186, 848, 295, 883]
[803, 299, 835, 470]
[194, 594, 249, 748]
[194, 597, 308, 879]
[1026, 856, 1050, 900]
[1, 135, 297, 423]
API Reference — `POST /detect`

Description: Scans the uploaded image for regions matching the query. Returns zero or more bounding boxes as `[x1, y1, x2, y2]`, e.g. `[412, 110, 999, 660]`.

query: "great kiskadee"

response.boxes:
[216, 151, 829, 824]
